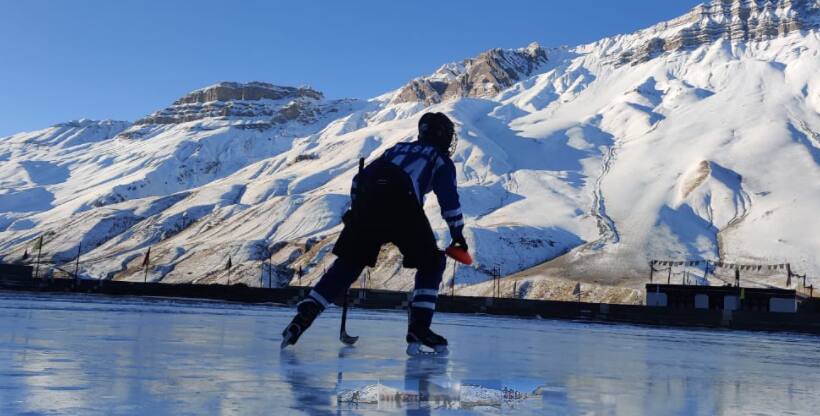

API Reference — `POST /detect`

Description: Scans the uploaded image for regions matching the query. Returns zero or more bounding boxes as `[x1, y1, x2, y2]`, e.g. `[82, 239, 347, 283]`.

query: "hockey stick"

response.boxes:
[339, 157, 366, 346]
[340, 288, 358, 345]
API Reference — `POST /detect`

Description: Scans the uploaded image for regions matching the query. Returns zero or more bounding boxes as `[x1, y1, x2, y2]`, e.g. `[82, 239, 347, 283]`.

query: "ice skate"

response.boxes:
[406, 325, 449, 357]
[281, 299, 322, 349]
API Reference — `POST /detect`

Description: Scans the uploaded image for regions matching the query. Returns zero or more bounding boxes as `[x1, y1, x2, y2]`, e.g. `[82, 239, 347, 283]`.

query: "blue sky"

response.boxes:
[0, 0, 703, 136]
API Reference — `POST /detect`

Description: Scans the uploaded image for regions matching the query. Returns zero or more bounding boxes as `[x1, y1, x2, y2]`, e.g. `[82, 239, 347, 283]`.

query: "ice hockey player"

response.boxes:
[281, 112, 467, 356]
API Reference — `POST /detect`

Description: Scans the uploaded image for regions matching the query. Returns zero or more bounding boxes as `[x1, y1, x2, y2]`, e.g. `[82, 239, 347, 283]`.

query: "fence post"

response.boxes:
[735, 268, 740, 287]
[667, 265, 672, 285]
[268, 252, 273, 289]
[649, 261, 654, 283]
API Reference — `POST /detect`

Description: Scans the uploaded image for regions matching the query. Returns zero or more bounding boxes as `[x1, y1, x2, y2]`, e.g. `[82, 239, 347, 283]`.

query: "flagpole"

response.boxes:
[142, 247, 151, 283]
[34, 236, 43, 279]
[226, 256, 232, 285]
[786, 264, 792, 287]
[703, 260, 710, 281]
[450, 261, 456, 296]
[74, 243, 81, 281]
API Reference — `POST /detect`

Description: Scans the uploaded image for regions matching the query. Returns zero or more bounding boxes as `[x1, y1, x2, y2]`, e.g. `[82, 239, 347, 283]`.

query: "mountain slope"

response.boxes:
[1, 0, 818, 303]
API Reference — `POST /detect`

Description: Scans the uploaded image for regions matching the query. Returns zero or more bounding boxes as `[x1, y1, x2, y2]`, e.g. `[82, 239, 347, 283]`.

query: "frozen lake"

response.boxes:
[0, 292, 819, 415]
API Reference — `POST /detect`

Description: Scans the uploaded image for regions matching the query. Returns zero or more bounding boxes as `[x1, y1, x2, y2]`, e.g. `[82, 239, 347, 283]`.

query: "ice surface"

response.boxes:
[1, 293, 819, 415]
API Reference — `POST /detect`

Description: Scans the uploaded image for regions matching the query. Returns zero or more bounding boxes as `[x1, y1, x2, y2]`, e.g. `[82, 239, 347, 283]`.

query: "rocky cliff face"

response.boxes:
[615, 0, 820, 65]
[392, 42, 549, 105]
[173, 82, 322, 105]
[134, 82, 337, 126]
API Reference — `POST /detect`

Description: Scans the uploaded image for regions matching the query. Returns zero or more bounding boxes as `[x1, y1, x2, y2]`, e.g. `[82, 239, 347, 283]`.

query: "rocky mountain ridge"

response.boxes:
[174, 82, 322, 105]
[134, 82, 348, 126]
[391, 42, 549, 104]
[612, 0, 820, 65]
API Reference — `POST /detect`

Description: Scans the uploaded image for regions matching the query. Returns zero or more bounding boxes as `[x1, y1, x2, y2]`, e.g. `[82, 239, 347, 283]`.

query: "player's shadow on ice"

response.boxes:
[278, 349, 336, 415]
[402, 355, 454, 414]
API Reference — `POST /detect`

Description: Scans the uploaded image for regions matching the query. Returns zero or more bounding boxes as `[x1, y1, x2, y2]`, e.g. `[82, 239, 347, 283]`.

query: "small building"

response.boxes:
[646, 284, 798, 313]
[0, 264, 34, 281]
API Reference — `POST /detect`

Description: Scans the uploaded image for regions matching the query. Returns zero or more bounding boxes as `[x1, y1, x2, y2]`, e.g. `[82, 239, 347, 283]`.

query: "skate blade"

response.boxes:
[280, 333, 293, 350]
[280, 324, 300, 350]
[406, 342, 449, 357]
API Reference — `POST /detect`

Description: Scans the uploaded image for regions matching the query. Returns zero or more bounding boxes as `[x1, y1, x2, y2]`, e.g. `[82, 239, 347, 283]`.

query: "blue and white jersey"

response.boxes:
[353, 141, 464, 237]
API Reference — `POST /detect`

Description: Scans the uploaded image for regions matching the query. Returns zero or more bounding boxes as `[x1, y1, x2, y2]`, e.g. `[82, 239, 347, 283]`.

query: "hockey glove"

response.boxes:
[450, 235, 468, 253]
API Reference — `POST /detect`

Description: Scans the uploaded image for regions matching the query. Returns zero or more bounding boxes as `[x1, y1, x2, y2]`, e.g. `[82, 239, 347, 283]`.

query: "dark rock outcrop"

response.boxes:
[173, 82, 322, 105]
[392, 42, 549, 105]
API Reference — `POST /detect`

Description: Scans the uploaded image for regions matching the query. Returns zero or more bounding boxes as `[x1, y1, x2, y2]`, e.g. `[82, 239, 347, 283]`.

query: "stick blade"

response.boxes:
[340, 331, 359, 346]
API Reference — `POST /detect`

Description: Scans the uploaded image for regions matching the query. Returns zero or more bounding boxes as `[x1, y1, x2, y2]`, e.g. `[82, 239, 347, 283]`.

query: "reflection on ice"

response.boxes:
[1, 292, 819, 415]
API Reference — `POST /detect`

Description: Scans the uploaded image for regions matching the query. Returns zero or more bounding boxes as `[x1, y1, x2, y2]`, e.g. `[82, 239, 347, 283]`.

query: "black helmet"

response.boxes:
[418, 112, 457, 156]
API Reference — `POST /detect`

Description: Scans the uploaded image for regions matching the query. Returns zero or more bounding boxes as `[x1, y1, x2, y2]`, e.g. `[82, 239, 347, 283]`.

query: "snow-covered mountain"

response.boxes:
[1, 0, 818, 303]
